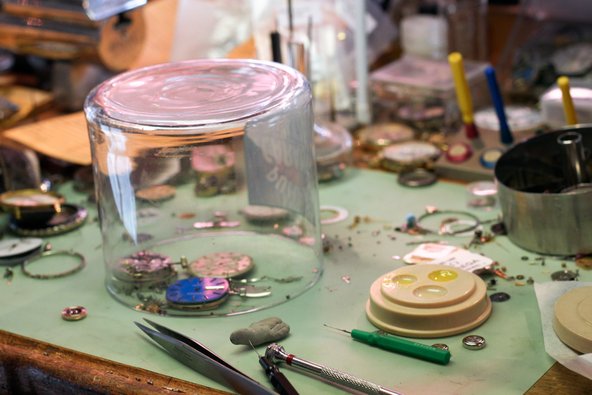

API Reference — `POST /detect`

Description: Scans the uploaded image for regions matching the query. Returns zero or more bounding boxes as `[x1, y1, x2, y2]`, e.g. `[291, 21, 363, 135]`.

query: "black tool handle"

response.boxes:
[259, 356, 299, 395]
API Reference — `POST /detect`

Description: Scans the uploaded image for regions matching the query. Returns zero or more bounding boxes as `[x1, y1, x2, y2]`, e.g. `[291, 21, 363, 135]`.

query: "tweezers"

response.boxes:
[135, 319, 275, 395]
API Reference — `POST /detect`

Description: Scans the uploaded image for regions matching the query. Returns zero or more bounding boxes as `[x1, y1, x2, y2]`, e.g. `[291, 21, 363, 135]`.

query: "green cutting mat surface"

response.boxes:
[1, 168, 576, 395]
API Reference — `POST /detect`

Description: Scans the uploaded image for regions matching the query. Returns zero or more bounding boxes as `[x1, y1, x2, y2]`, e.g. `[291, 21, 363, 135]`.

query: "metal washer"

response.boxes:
[462, 335, 486, 350]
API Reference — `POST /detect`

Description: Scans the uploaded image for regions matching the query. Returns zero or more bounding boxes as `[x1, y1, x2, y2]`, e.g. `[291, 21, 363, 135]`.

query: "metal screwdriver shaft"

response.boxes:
[265, 343, 402, 395]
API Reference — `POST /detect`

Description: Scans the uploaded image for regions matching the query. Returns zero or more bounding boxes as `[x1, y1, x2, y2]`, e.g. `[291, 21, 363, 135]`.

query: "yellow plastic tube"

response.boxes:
[557, 76, 578, 125]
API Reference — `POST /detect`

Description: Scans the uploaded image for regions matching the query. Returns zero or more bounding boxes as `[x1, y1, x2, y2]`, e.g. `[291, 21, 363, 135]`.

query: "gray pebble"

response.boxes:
[230, 317, 290, 346]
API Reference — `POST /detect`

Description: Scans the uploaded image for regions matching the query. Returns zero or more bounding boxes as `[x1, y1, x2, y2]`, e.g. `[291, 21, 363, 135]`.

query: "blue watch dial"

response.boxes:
[166, 277, 229, 307]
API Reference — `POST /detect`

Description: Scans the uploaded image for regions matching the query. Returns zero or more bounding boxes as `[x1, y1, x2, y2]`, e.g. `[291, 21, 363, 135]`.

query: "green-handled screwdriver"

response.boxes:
[324, 324, 451, 365]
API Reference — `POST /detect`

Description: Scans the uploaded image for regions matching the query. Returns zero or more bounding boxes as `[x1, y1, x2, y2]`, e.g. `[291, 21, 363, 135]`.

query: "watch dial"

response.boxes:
[1, 192, 61, 207]
[189, 252, 254, 278]
[166, 277, 229, 306]
[0, 238, 43, 257]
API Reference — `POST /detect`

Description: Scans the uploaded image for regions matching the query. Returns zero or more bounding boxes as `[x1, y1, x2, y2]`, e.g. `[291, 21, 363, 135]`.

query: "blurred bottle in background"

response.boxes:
[399, 0, 488, 61]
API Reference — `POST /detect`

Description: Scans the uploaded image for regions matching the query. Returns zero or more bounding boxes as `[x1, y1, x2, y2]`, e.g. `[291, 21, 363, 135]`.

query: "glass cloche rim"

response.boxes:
[84, 58, 310, 130]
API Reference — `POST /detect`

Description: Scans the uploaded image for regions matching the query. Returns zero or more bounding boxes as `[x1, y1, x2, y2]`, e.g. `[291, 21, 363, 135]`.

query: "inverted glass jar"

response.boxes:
[84, 59, 322, 316]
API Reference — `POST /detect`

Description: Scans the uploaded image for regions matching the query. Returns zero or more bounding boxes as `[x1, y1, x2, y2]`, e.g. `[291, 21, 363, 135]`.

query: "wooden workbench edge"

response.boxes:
[0, 329, 229, 394]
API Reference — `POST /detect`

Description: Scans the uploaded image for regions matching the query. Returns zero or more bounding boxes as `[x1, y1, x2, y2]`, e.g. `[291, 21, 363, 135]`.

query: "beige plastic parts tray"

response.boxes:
[366, 264, 492, 338]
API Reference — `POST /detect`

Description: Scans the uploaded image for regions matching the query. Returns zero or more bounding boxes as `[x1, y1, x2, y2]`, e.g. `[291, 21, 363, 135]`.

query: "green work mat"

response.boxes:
[0, 168, 572, 395]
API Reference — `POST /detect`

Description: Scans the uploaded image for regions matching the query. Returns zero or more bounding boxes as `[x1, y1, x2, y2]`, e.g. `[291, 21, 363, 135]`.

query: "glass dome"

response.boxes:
[84, 59, 322, 316]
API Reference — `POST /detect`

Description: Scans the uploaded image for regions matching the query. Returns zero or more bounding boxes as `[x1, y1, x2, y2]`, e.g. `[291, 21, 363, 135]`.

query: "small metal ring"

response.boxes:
[415, 209, 480, 236]
[22, 249, 86, 279]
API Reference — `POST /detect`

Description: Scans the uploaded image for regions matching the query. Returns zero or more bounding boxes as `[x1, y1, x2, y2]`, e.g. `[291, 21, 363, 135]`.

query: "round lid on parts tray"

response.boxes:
[553, 286, 592, 353]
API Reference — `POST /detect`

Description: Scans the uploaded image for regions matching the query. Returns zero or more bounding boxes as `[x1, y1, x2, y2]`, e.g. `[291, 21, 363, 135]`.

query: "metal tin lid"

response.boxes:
[85, 59, 309, 129]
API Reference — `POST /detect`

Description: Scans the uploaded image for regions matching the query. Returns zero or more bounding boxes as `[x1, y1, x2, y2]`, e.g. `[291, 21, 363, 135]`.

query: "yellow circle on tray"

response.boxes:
[383, 274, 417, 288]
[428, 269, 458, 282]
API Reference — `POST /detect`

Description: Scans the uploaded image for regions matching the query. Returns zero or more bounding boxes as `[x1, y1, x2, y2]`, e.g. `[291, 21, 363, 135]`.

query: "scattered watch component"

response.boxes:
[230, 317, 290, 346]
[61, 306, 88, 321]
[136, 207, 163, 226]
[0, 189, 65, 224]
[116, 251, 175, 283]
[490, 221, 507, 235]
[466, 181, 497, 209]
[21, 250, 86, 279]
[192, 144, 237, 197]
[489, 292, 511, 302]
[282, 225, 304, 239]
[381, 141, 441, 172]
[445, 142, 472, 163]
[551, 270, 579, 281]
[553, 286, 592, 353]
[240, 205, 290, 223]
[135, 184, 176, 202]
[479, 148, 504, 169]
[397, 168, 438, 188]
[0, 237, 43, 266]
[193, 211, 240, 230]
[462, 335, 486, 350]
[188, 252, 254, 278]
[415, 209, 480, 236]
[166, 277, 230, 310]
[192, 219, 241, 230]
[8, 204, 88, 237]
[366, 264, 492, 337]
[4, 267, 13, 282]
[122, 232, 153, 244]
[319, 205, 349, 225]
[356, 122, 415, 152]
[575, 255, 592, 269]
[231, 283, 272, 298]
